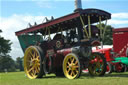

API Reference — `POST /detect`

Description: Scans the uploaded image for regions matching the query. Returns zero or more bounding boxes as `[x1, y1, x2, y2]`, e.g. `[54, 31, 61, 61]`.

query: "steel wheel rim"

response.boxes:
[24, 47, 41, 79]
[63, 53, 80, 79]
[89, 54, 104, 76]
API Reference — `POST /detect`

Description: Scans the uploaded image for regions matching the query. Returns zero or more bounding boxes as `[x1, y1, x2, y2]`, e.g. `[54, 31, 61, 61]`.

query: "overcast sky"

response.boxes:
[0, 0, 128, 60]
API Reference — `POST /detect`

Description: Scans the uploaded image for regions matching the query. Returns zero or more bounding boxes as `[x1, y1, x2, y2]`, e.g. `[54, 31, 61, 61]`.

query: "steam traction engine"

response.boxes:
[15, 7, 111, 79]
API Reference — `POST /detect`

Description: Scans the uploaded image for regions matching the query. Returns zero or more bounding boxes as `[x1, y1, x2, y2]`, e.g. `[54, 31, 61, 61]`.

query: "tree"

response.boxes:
[97, 24, 113, 45]
[0, 30, 12, 56]
[0, 29, 16, 72]
[16, 57, 24, 71]
[0, 55, 16, 72]
[103, 25, 113, 45]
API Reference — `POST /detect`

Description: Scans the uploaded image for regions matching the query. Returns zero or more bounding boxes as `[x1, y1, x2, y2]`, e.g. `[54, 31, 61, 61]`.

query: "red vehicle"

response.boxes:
[113, 28, 128, 57]
[93, 27, 128, 73]
[15, 0, 112, 79]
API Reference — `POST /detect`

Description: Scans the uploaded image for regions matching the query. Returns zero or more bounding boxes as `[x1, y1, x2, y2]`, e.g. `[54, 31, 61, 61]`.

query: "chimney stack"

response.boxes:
[74, 0, 83, 12]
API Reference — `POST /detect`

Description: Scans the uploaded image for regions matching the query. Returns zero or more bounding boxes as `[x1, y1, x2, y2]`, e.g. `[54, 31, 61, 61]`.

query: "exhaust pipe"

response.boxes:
[74, 0, 83, 12]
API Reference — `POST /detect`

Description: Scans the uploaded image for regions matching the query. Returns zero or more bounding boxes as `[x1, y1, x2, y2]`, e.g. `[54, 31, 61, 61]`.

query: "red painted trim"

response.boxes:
[113, 27, 128, 32]
[57, 48, 72, 56]
[15, 13, 80, 36]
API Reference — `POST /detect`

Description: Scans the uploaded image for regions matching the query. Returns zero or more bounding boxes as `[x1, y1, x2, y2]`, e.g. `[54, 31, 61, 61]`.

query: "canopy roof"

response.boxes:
[15, 8, 111, 36]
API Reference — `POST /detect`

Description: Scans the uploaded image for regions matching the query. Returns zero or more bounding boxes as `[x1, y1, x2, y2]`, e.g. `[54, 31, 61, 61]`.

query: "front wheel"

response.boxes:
[24, 46, 44, 79]
[63, 53, 81, 79]
[88, 52, 107, 76]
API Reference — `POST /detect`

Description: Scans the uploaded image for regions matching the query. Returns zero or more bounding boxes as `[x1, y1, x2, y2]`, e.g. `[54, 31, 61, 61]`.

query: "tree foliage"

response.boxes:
[0, 30, 12, 56]
[16, 57, 24, 71]
[0, 55, 16, 72]
[0, 29, 16, 72]
[97, 23, 113, 45]
[103, 25, 113, 45]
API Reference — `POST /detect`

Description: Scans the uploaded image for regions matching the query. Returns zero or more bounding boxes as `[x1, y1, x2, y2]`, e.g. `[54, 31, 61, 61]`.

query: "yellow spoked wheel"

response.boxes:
[24, 46, 43, 79]
[88, 52, 106, 76]
[63, 53, 81, 79]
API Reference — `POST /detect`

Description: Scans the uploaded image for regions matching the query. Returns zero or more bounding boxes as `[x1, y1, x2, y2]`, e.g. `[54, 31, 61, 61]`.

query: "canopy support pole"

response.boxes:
[88, 15, 91, 38]
[48, 27, 51, 40]
[99, 16, 103, 49]
[102, 20, 107, 40]
[99, 16, 103, 39]
[44, 27, 48, 39]
[80, 16, 89, 39]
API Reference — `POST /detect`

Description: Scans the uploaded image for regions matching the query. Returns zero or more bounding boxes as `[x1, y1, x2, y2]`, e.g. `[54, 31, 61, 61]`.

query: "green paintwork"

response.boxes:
[17, 35, 43, 53]
[112, 57, 128, 66]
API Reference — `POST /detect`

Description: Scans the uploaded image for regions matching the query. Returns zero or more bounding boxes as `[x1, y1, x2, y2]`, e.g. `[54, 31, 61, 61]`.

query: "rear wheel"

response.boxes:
[115, 63, 127, 72]
[88, 52, 107, 76]
[63, 53, 81, 79]
[24, 46, 44, 79]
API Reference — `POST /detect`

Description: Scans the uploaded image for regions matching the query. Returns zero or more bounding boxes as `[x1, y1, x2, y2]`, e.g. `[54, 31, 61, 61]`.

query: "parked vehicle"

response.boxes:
[15, 8, 111, 79]
[15, 0, 112, 79]
[93, 27, 128, 73]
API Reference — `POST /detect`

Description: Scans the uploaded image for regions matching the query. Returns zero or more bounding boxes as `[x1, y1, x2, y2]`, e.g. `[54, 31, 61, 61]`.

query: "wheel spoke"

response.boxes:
[70, 71, 73, 76]
[29, 51, 34, 59]
[36, 58, 40, 62]
[37, 62, 40, 66]
[36, 56, 39, 59]
[75, 70, 78, 73]
[33, 68, 37, 75]
[72, 70, 75, 76]
[96, 60, 103, 73]
[96, 62, 100, 68]
[29, 63, 33, 68]
[37, 67, 40, 71]
[26, 60, 32, 66]
[75, 61, 78, 65]
[67, 62, 71, 65]
[67, 68, 71, 73]
[35, 67, 39, 73]
[73, 65, 78, 68]
[70, 57, 73, 62]
[28, 66, 34, 73]
[94, 63, 102, 74]
[28, 52, 32, 58]
[35, 52, 38, 58]
[71, 58, 75, 63]
[33, 51, 36, 59]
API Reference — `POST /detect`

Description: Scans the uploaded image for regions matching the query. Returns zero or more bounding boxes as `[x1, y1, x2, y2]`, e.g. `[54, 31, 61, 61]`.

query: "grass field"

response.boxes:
[0, 72, 128, 85]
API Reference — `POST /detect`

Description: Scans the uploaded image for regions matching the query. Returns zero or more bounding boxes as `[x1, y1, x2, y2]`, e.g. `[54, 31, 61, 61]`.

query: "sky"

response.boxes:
[0, 0, 128, 60]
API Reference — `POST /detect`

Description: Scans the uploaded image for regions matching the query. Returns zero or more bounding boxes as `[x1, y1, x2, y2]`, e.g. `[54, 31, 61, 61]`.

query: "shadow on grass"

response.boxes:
[104, 73, 128, 77]
[80, 72, 128, 79]
[36, 75, 65, 79]
[44, 76, 65, 79]
[36, 72, 128, 79]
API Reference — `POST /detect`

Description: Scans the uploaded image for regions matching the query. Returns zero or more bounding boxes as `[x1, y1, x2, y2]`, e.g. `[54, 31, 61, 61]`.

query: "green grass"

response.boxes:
[0, 72, 128, 85]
